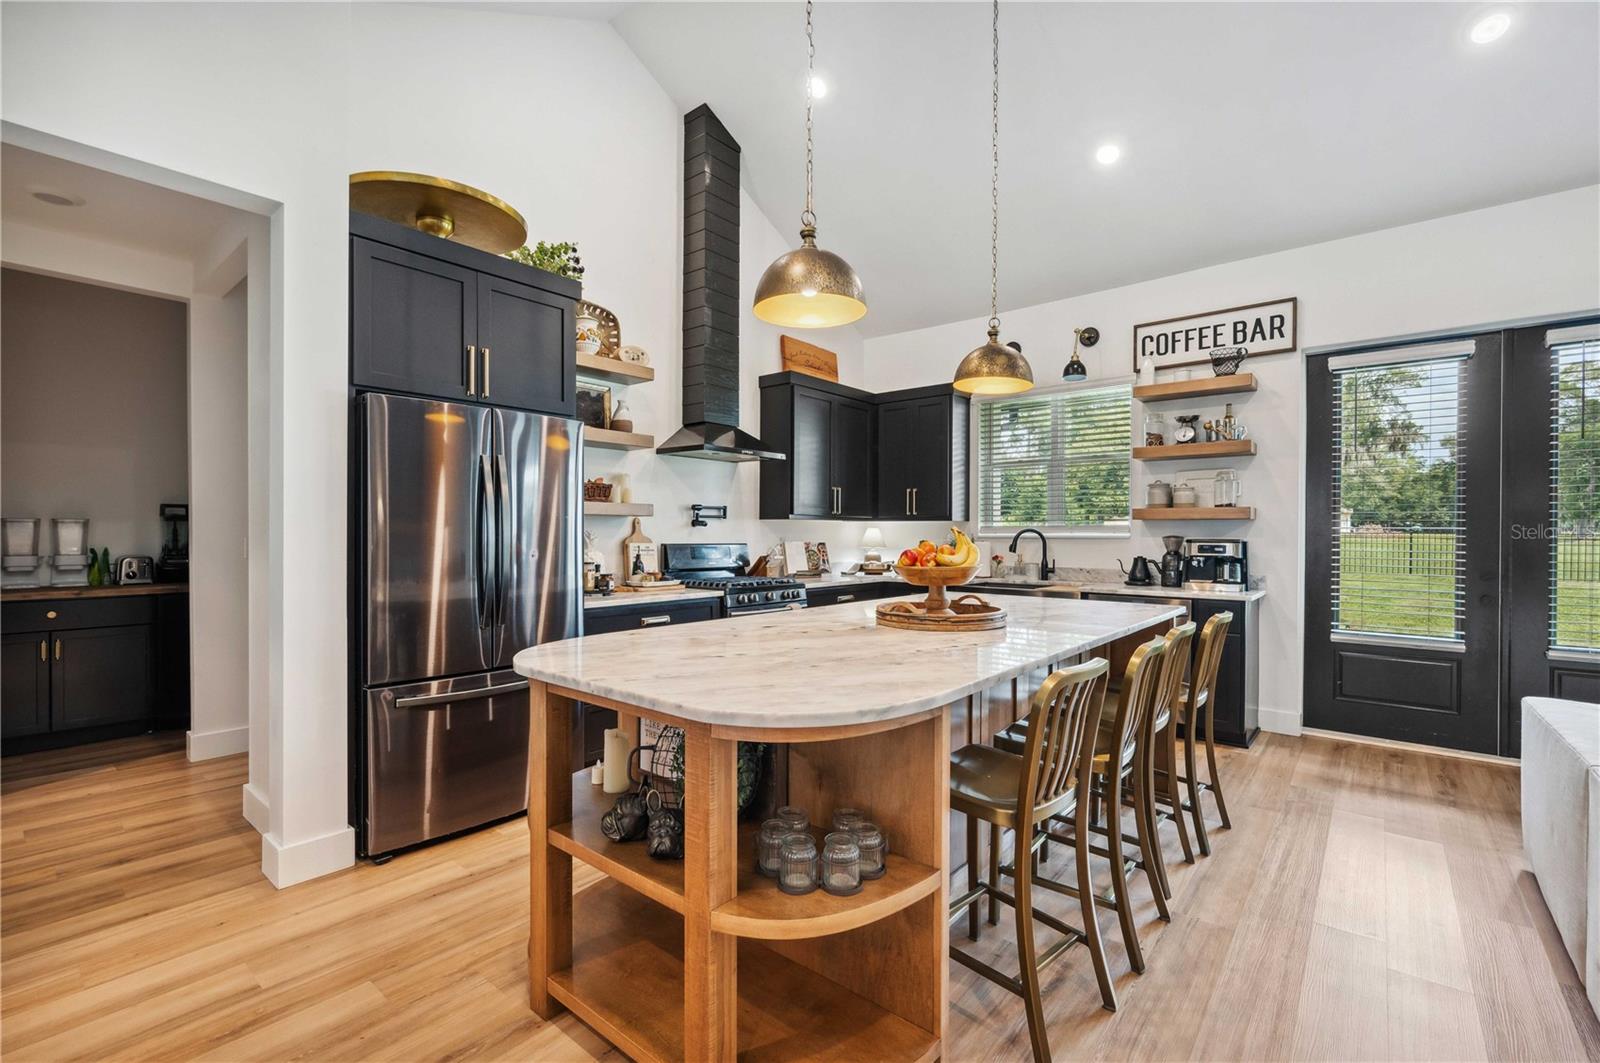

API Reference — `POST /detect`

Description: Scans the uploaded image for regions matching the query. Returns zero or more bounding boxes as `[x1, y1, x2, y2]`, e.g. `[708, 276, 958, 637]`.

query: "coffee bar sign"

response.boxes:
[1132, 297, 1298, 371]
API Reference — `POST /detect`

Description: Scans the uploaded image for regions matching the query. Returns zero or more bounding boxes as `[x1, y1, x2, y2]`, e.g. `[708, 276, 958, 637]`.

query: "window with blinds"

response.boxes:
[1549, 328, 1600, 653]
[1329, 347, 1468, 641]
[976, 383, 1131, 534]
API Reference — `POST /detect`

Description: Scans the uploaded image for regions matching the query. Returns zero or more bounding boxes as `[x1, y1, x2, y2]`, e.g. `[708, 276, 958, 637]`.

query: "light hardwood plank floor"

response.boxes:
[3, 731, 1596, 1061]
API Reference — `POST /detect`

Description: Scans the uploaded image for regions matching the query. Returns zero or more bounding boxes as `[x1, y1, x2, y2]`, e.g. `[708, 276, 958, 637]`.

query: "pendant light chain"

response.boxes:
[988, 0, 1000, 331]
[802, 0, 817, 229]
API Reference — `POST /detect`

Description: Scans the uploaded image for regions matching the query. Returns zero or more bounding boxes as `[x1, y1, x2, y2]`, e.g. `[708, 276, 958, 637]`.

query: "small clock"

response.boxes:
[1174, 414, 1200, 444]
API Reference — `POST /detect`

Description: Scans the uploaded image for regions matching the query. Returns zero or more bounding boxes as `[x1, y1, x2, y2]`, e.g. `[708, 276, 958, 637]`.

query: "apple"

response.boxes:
[898, 548, 920, 567]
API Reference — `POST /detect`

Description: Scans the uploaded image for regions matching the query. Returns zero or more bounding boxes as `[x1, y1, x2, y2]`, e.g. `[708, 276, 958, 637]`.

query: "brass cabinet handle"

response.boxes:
[905, 488, 911, 515]
[53, 638, 61, 661]
[640, 615, 673, 627]
[836, 594, 856, 602]
[466, 345, 477, 396]
[912, 487, 919, 516]
[482, 347, 491, 398]
[39, 639, 47, 663]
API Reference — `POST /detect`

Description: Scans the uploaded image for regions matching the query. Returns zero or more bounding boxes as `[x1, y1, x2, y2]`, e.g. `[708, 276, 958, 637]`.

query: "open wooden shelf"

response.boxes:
[715, 826, 942, 940]
[551, 878, 940, 1063]
[583, 501, 654, 517]
[583, 427, 654, 451]
[1133, 506, 1256, 521]
[1133, 440, 1257, 461]
[1134, 372, 1257, 402]
[553, 773, 685, 913]
[577, 352, 655, 384]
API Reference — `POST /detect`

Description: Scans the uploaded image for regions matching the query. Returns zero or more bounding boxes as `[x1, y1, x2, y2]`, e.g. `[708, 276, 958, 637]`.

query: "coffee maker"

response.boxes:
[1159, 535, 1185, 588]
[1183, 538, 1247, 589]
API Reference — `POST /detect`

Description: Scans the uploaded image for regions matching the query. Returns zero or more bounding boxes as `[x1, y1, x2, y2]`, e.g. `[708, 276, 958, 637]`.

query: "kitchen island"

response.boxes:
[513, 594, 1183, 1062]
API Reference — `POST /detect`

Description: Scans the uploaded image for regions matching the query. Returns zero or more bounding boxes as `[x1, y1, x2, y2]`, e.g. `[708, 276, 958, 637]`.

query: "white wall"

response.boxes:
[1, 267, 188, 562]
[864, 185, 1600, 734]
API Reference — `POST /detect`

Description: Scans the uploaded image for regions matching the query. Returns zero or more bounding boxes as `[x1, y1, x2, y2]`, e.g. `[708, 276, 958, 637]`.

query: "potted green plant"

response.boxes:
[504, 241, 584, 281]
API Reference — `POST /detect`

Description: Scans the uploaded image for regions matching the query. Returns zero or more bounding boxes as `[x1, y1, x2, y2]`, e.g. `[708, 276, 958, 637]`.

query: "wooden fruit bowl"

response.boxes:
[894, 562, 978, 614]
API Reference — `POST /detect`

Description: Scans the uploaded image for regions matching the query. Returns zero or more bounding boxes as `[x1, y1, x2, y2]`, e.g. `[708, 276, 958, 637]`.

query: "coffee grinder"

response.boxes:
[156, 503, 188, 583]
[1159, 535, 1186, 587]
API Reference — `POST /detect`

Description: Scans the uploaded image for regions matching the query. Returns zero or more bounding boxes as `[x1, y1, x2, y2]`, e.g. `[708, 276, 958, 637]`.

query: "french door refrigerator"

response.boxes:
[357, 392, 580, 858]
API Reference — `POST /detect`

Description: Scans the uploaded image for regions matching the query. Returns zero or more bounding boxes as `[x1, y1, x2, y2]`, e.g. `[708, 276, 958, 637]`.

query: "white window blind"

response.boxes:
[1330, 352, 1467, 641]
[976, 383, 1131, 534]
[1550, 332, 1600, 653]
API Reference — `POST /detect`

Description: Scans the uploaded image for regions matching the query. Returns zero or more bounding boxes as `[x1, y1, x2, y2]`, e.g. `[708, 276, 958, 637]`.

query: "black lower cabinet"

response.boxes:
[573, 597, 723, 769]
[1190, 599, 1258, 747]
[804, 582, 903, 609]
[1, 592, 189, 754]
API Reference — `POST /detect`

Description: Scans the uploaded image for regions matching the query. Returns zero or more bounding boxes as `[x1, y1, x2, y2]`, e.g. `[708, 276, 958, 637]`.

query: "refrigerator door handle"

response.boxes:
[494, 451, 511, 639]
[478, 454, 497, 629]
[395, 681, 528, 709]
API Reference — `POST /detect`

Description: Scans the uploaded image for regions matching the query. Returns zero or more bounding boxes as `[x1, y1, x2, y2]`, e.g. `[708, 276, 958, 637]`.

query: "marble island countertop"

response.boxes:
[516, 594, 1183, 730]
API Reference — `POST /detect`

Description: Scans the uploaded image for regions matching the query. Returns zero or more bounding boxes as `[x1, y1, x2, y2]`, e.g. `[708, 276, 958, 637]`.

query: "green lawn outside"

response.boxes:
[1335, 532, 1600, 648]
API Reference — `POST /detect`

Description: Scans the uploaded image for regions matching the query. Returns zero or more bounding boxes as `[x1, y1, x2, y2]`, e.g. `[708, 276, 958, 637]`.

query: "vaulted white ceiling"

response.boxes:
[612, 2, 1600, 337]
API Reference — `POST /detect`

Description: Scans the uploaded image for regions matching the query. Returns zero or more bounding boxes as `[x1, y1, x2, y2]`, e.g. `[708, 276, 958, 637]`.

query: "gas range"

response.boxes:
[662, 543, 807, 616]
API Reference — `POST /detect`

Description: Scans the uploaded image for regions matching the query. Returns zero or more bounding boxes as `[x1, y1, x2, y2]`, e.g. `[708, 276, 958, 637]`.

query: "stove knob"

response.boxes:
[737, 593, 750, 604]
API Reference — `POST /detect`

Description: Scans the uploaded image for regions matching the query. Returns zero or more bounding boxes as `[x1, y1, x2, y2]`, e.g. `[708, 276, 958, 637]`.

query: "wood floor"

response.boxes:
[3, 731, 1597, 1062]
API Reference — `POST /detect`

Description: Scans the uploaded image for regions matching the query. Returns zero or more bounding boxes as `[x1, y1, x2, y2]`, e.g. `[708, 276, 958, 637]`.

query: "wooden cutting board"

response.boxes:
[780, 335, 839, 382]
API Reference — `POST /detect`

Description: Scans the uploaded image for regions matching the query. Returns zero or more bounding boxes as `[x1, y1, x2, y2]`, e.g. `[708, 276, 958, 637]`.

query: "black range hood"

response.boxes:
[658, 105, 784, 464]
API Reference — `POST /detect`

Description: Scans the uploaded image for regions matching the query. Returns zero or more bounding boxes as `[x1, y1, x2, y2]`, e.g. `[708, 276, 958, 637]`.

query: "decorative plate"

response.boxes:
[577, 301, 621, 359]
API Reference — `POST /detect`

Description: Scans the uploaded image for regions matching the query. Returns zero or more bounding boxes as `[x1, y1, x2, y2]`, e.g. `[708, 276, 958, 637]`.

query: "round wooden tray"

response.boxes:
[876, 594, 1007, 632]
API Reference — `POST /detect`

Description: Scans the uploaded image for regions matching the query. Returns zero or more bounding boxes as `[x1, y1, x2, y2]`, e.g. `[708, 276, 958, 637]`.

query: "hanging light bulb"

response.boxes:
[954, 0, 1033, 395]
[753, 0, 867, 329]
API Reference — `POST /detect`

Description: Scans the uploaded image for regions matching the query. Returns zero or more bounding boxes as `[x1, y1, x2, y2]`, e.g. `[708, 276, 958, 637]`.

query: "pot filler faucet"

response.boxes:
[1008, 528, 1055, 580]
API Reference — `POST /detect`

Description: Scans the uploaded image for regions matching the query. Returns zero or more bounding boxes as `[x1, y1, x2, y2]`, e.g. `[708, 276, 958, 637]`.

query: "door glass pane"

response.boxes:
[1330, 355, 1467, 640]
[1551, 335, 1600, 652]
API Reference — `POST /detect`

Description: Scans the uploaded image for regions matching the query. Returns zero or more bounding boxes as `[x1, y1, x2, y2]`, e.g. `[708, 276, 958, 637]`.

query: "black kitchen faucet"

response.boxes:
[1008, 528, 1055, 580]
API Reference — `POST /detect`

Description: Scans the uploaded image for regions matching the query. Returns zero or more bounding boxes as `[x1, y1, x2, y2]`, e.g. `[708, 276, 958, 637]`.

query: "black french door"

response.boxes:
[1504, 322, 1600, 754]
[1306, 320, 1600, 756]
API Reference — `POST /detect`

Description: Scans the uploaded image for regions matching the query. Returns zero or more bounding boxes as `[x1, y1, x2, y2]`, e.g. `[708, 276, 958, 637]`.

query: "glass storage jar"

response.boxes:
[778, 833, 819, 895]
[854, 822, 887, 879]
[756, 818, 789, 877]
[821, 832, 863, 896]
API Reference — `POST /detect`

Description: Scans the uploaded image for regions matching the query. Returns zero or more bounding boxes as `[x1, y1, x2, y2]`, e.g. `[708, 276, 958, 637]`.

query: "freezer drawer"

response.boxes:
[364, 670, 529, 856]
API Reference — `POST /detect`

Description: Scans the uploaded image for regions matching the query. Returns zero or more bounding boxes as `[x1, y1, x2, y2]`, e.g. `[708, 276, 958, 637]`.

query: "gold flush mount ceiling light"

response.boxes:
[752, 0, 867, 329]
[953, 0, 1033, 396]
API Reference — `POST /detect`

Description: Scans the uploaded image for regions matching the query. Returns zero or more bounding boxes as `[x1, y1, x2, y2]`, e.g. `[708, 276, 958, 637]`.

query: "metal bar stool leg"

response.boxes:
[1011, 824, 1052, 1063]
[1100, 770, 1145, 973]
[1184, 711, 1211, 856]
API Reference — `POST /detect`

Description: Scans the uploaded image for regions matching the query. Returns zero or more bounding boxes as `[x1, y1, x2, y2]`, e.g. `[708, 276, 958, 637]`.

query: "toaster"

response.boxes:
[116, 555, 154, 585]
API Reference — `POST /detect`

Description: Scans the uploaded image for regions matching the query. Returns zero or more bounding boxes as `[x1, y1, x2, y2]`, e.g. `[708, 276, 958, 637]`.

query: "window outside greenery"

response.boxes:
[977, 383, 1131, 534]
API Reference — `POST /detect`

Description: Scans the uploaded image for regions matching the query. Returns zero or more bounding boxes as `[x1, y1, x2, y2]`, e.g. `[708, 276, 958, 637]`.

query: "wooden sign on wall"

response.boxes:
[780, 335, 840, 382]
[1132, 297, 1298, 371]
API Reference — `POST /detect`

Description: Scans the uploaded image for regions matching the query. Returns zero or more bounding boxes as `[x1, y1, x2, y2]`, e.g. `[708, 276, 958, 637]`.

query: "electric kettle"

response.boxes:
[1119, 555, 1155, 586]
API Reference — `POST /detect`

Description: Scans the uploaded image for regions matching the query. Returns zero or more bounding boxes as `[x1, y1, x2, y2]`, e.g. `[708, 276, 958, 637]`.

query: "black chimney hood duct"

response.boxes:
[658, 105, 785, 463]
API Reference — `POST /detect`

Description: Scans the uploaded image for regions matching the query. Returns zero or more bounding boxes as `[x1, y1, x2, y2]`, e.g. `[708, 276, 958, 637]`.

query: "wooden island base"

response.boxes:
[527, 683, 949, 1063]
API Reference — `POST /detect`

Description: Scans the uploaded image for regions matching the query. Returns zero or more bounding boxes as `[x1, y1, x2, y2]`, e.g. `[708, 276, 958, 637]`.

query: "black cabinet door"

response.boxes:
[791, 389, 834, 518]
[1209, 633, 1247, 743]
[51, 625, 154, 730]
[877, 400, 916, 519]
[2, 631, 50, 738]
[908, 398, 952, 519]
[583, 599, 722, 634]
[352, 238, 477, 400]
[475, 273, 575, 416]
[833, 397, 875, 518]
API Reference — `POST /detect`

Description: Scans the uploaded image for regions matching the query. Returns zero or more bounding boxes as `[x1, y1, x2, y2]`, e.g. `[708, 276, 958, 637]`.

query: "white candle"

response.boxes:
[602, 728, 631, 794]
[590, 760, 603, 785]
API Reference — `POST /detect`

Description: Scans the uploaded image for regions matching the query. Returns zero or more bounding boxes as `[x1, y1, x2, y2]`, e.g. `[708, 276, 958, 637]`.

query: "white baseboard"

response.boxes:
[1300, 727, 1519, 766]
[1258, 705, 1303, 736]
[186, 725, 249, 761]
[241, 782, 269, 833]
[261, 826, 355, 889]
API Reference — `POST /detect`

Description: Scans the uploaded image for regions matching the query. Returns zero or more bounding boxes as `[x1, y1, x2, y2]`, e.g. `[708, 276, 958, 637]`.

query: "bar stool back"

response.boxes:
[948, 658, 1115, 1060]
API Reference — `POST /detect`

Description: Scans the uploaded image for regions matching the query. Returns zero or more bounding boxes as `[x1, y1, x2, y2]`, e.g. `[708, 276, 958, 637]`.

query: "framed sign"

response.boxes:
[1132, 297, 1298, 371]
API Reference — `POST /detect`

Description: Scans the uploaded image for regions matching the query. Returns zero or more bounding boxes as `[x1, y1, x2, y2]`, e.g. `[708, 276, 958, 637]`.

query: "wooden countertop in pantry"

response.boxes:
[0, 583, 189, 602]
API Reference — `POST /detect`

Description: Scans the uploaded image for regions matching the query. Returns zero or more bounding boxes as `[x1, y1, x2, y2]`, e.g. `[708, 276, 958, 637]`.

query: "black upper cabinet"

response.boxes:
[351, 238, 477, 400]
[760, 373, 968, 522]
[350, 212, 578, 417]
[760, 376, 876, 519]
[475, 274, 574, 415]
[877, 387, 969, 522]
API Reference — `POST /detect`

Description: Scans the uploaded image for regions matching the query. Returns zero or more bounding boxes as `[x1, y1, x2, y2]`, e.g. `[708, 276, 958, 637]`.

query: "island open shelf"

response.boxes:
[553, 878, 940, 1063]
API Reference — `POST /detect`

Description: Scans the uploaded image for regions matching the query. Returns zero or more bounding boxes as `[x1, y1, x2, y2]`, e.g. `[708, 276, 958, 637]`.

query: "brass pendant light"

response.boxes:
[753, 0, 867, 329]
[953, 0, 1033, 395]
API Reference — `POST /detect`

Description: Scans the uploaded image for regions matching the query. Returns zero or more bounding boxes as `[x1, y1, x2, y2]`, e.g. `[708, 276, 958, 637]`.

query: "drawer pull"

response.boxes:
[46, 610, 57, 619]
[836, 594, 856, 602]
[640, 615, 673, 627]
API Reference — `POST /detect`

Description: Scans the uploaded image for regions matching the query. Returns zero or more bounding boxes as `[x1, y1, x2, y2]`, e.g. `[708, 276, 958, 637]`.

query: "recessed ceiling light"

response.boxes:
[808, 74, 828, 99]
[1470, 12, 1511, 44]
[1095, 143, 1122, 166]
[30, 189, 84, 207]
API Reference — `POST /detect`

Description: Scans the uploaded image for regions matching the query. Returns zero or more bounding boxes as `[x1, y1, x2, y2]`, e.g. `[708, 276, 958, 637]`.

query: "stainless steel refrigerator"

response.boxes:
[357, 392, 581, 858]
